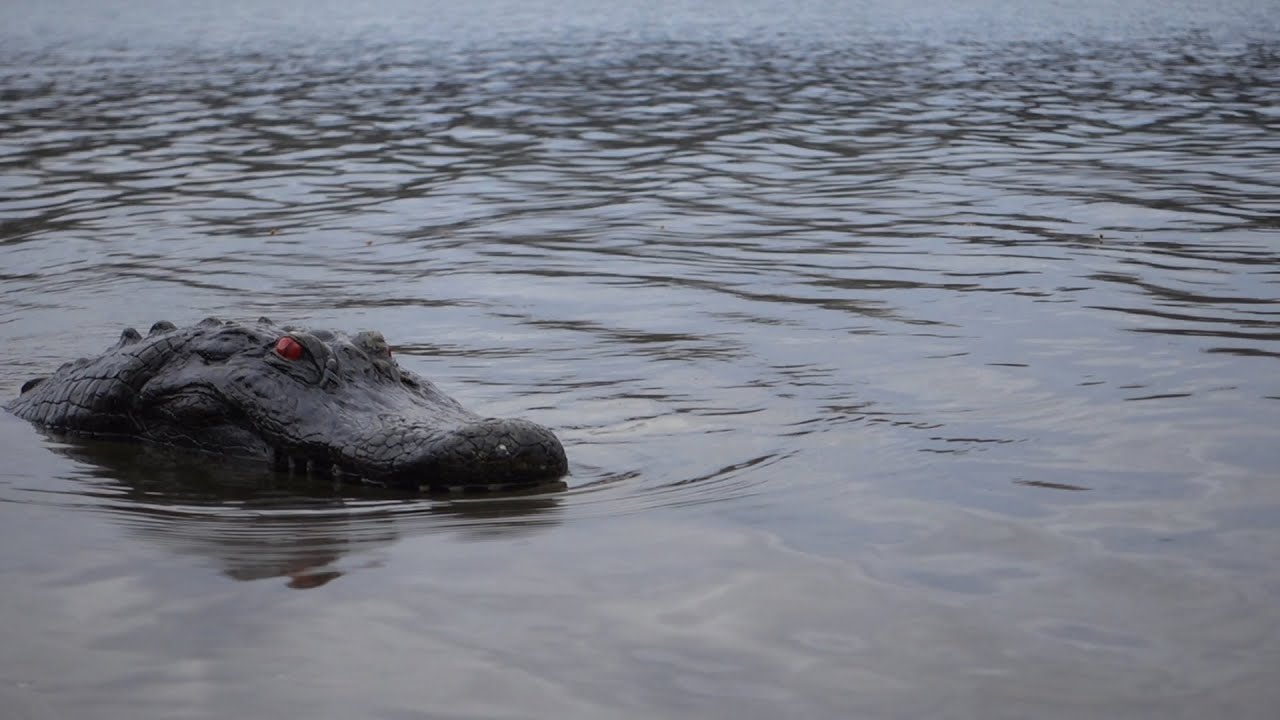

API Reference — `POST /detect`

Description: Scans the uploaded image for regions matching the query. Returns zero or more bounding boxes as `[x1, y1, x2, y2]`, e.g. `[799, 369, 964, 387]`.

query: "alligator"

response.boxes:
[4, 317, 568, 491]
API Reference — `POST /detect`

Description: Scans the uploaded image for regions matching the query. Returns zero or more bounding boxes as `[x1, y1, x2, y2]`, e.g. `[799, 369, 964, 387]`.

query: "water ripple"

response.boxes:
[3, 4, 1280, 717]
[1, 12, 1277, 591]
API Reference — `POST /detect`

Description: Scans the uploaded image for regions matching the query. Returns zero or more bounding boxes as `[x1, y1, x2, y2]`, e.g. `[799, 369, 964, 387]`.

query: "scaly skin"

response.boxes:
[5, 317, 568, 491]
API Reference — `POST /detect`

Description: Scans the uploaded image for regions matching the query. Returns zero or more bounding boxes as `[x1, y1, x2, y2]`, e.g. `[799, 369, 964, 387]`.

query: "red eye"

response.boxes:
[275, 336, 304, 361]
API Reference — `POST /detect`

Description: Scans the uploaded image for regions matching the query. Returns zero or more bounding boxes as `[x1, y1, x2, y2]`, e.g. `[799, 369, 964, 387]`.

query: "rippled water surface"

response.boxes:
[2, 0, 1279, 717]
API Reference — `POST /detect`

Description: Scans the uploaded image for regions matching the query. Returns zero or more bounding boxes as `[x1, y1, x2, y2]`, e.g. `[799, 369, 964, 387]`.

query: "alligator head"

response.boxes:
[5, 317, 568, 491]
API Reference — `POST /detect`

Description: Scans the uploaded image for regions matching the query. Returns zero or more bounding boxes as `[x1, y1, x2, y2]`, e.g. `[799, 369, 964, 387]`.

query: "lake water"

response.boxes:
[2, 1, 1279, 717]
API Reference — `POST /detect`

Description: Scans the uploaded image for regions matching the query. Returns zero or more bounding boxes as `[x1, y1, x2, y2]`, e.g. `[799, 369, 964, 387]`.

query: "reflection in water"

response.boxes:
[37, 434, 563, 588]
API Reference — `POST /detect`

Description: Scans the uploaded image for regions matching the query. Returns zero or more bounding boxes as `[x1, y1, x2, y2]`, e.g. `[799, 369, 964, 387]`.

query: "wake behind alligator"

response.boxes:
[4, 317, 569, 491]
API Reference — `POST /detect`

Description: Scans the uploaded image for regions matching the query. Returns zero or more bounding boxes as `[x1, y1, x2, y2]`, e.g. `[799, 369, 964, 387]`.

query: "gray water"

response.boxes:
[2, 0, 1279, 718]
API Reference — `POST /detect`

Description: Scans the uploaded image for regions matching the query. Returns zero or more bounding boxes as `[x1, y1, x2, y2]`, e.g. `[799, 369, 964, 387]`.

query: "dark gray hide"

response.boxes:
[5, 318, 568, 490]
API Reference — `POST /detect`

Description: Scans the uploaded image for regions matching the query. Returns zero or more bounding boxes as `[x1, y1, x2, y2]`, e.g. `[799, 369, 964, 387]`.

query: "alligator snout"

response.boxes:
[405, 418, 569, 490]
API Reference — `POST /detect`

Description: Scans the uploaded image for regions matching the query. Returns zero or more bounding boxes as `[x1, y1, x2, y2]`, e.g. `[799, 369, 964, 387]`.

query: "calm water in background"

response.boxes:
[2, 0, 1279, 717]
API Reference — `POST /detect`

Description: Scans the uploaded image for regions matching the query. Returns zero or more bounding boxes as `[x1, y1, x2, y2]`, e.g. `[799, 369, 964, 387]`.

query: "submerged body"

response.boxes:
[5, 317, 568, 491]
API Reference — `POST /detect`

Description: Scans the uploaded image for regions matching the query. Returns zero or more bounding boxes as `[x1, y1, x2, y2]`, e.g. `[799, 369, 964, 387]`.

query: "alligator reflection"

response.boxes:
[45, 434, 564, 589]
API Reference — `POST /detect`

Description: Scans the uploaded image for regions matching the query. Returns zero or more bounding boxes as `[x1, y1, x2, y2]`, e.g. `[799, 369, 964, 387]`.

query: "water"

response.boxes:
[2, 0, 1279, 717]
